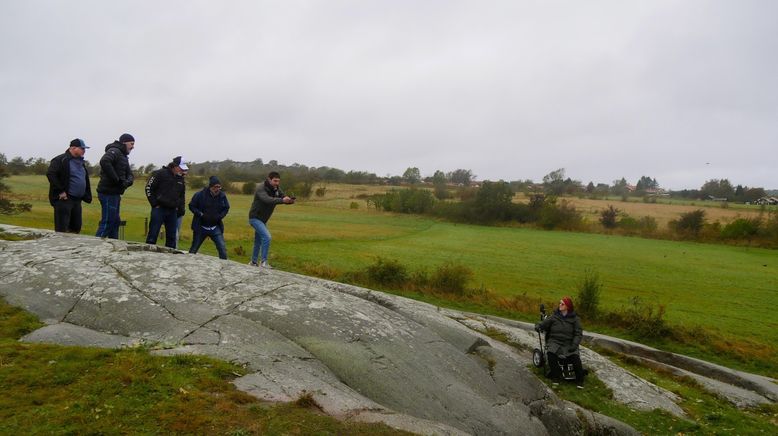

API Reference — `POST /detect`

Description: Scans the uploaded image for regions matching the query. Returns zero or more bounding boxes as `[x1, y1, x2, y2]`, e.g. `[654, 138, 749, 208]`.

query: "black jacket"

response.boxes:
[189, 187, 230, 232]
[46, 150, 92, 206]
[97, 141, 133, 195]
[248, 180, 285, 223]
[145, 166, 185, 214]
[537, 309, 583, 357]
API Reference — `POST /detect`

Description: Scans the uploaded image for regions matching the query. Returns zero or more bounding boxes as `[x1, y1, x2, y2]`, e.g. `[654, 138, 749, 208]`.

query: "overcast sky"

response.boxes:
[1, 1, 775, 190]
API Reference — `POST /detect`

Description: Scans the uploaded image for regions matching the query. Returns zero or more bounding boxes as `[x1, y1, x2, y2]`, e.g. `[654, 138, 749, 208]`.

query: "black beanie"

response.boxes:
[119, 133, 134, 143]
[209, 176, 221, 187]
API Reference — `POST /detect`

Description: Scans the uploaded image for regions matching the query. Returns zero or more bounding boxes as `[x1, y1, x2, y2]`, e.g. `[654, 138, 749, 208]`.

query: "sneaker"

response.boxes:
[260, 261, 273, 269]
[576, 384, 584, 389]
[249, 261, 259, 267]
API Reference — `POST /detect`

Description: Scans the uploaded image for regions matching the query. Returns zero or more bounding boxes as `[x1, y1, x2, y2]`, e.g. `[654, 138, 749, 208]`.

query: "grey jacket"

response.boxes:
[537, 310, 583, 357]
[248, 180, 285, 223]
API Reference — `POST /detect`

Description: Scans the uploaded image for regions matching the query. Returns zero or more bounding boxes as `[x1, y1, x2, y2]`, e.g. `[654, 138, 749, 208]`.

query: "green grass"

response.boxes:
[2, 175, 777, 376]
[528, 359, 778, 435]
[0, 297, 408, 435]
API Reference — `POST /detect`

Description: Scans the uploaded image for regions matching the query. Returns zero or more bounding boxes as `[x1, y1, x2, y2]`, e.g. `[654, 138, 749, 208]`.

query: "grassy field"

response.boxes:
[560, 195, 770, 228]
[3, 175, 777, 374]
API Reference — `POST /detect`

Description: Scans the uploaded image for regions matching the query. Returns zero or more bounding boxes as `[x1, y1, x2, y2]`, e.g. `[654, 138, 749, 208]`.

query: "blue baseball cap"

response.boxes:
[69, 138, 90, 149]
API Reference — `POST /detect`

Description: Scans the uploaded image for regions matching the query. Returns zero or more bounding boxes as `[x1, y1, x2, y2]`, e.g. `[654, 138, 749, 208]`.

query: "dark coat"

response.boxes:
[537, 309, 583, 357]
[46, 149, 92, 206]
[145, 166, 185, 214]
[248, 180, 285, 223]
[188, 187, 230, 233]
[97, 141, 133, 195]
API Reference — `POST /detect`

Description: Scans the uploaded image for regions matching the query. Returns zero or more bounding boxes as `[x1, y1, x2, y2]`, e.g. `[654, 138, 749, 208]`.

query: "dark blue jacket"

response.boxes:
[188, 187, 230, 233]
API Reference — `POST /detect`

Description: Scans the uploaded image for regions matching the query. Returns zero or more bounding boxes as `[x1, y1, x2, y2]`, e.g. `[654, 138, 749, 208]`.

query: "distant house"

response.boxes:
[753, 196, 778, 205]
[707, 195, 728, 202]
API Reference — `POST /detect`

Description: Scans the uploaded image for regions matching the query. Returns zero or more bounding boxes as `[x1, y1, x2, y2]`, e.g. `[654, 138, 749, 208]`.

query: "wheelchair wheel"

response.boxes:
[532, 348, 545, 367]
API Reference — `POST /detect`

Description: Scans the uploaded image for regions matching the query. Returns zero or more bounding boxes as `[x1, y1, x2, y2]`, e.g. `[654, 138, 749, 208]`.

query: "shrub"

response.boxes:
[601, 296, 670, 339]
[233, 245, 245, 256]
[538, 200, 582, 230]
[241, 181, 256, 195]
[289, 181, 313, 199]
[365, 257, 408, 287]
[720, 217, 761, 240]
[576, 270, 602, 319]
[315, 186, 327, 197]
[378, 188, 436, 214]
[599, 205, 619, 229]
[429, 262, 473, 295]
[670, 209, 706, 238]
[349, 201, 359, 209]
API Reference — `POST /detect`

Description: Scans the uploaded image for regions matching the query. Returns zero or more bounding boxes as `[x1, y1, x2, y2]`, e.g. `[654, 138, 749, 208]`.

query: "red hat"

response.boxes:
[561, 296, 574, 311]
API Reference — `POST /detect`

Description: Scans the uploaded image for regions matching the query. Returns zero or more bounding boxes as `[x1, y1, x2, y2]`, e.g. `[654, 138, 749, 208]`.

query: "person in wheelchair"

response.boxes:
[535, 296, 585, 387]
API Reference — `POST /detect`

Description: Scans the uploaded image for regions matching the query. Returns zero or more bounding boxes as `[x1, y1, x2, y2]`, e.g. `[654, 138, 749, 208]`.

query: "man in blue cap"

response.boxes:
[46, 138, 93, 233]
[95, 133, 135, 239]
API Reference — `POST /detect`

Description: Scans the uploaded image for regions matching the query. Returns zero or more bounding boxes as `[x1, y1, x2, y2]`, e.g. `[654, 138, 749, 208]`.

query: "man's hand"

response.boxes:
[58, 192, 68, 200]
[283, 196, 295, 204]
[534, 323, 542, 332]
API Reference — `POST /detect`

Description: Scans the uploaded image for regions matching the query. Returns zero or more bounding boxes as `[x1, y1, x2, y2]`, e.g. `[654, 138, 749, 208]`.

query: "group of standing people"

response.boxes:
[46, 136, 294, 267]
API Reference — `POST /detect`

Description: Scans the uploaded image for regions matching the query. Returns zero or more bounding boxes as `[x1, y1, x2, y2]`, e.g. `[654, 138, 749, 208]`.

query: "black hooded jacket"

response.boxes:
[145, 166, 185, 214]
[97, 141, 133, 195]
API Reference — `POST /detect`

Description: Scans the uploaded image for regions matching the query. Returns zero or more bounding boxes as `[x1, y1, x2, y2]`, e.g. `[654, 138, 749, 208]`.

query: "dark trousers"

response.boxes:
[53, 198, 83, 233]
[95, 193, 121, 239]
[189, 226, 228, 259]
[547, 352, 585, 384]
[146, 207, 178, 248]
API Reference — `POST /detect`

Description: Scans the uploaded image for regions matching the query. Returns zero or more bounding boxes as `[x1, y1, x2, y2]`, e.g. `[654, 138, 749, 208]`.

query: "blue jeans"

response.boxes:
[146, 207, 178, 248]
[95, 193, 121, 239]
[249, 218, 271, 263]
[175, 216, 183, 249]
[189, 226, 228, 259]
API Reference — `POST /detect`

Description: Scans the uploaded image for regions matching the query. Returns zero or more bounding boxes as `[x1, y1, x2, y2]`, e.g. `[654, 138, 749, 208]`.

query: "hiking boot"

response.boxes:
[249, 261, 259, 267]
[260, 261, 273, 269]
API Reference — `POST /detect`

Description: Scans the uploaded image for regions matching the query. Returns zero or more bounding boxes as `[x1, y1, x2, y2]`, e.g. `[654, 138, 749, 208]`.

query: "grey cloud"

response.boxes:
[1, 0, 775, 190]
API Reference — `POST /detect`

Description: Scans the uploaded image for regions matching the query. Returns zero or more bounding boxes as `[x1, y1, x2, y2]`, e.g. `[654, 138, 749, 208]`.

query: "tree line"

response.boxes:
[1, 153, 772, 203]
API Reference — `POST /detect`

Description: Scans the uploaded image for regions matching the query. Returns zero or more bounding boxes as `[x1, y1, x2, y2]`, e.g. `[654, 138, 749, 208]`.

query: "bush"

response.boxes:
[377, 188, 436, 214]
[289, 181, 313, 199]
[315, 186, 327, 197]
[721, 217, 761, 240]
[365, 257, 408, 287]
[670, 209, 706, 238]
[601, 296, 670, 339]
[538, 200, 582, 230]
[618, 214, 657, 235]
[429, 262, 473, 295]
[241, 181, 256, 195]
[576, 270, 602, 319]
[599, 205, 619, 229]
[349, 201, 359, 209]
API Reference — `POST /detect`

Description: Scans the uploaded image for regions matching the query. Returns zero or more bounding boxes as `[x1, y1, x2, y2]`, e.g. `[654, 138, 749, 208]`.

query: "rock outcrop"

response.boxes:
[9, 224, 772, 434]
